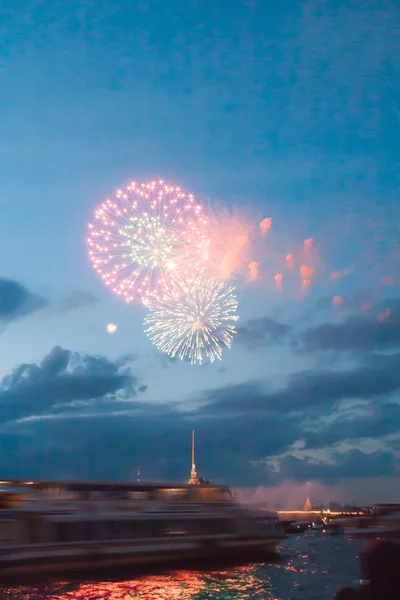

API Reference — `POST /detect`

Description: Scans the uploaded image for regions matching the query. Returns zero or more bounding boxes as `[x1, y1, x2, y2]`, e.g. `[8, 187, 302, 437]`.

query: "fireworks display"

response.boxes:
[87, 180, 208, 304]
[144, 276, 239, 364]
[87, 177, 352, 365]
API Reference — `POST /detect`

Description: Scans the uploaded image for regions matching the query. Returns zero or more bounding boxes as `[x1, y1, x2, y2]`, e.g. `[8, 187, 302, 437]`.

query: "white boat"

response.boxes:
[344, 504, 400, 538]
[0, 479, 285, 578]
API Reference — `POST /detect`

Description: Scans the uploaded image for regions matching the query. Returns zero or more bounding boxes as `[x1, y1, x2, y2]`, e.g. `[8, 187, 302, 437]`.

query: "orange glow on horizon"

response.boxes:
[277, 509, 362, 517]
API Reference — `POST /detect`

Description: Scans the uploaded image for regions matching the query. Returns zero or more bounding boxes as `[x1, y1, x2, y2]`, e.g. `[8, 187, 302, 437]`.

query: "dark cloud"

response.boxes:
[0, 347, 302, 484]
[0, 280, 98, 325]
[387, 437, 400, 452]
[198, 353, 400, 415]
[300, 299, 400, 353]
[304, 402, 400, 450]
[0, 407, 300, 485]
[0, 278, 47, 322]
[236, 317, 291, 348]
[0, 346, 144, 424]
[1, 344, 399, 486]
[276, 449, 397, 484]
[2, 400, 397, 486]
[41, 346, 70, 377]
[57, 290, 98, 312]
[196, 381, 270, 413]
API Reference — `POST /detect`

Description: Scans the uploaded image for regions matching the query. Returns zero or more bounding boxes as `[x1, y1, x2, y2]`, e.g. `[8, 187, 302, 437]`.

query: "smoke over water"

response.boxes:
[234, 478, 400, 508]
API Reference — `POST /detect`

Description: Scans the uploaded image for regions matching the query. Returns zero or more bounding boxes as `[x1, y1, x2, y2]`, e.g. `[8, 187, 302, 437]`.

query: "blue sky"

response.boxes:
[0, 0, 399, 503]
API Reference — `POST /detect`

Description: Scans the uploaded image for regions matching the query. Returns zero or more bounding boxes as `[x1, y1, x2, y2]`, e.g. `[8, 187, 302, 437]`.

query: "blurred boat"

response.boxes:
[281, 520, 310, 534]
[0, 479, 285, 578]
[323, 522, 344, 535]
[343, 504, 400, 538]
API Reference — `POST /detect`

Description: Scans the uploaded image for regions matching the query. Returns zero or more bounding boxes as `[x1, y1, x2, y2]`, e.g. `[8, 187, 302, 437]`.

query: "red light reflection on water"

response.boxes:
[48, 571, 206, 599]
[4, 564, 275, 600]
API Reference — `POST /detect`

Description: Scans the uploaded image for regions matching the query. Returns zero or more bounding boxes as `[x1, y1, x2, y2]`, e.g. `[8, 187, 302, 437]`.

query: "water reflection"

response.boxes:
[1, 535, 365, 600]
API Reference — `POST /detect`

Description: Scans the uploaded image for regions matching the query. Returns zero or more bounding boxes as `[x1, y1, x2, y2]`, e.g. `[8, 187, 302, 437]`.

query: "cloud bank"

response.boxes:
[0, 278, 47, 322]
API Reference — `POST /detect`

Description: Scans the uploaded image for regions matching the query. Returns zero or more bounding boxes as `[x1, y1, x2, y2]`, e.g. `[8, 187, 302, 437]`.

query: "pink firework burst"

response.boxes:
[87, 179, 208, 304]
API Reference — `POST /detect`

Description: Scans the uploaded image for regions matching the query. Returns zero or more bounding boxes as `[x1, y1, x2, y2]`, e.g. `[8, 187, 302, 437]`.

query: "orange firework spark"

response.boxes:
[274, 273, 283, 291]
[304, 238, 314, 253]
[332, 296, 344, 306]
[360, 303, 372, 312]
[300, 264, 314, 292]
[260, 217, 272, 234]
[330, 267, 354, 280]
[378, 308, 391, 322]
[382, 276, 394, 286]
[286, 253, 294, 269]
[249, 261, 259, 280]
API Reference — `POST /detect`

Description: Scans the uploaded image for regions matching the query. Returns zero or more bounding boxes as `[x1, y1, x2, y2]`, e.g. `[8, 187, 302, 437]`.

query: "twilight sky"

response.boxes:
[1, 0, 400, 504]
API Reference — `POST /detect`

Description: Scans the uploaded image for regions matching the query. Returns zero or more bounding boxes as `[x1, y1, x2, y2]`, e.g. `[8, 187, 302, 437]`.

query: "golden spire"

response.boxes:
[188, 430, 200, 484]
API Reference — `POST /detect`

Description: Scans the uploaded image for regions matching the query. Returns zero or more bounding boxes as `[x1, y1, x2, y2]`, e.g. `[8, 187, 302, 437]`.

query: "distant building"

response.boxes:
[328, 502, 343, 512]
[198, 477, 211, 484]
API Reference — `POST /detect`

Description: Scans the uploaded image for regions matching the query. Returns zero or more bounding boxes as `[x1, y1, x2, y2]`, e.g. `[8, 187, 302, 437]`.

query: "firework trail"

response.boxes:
[144, 276, 239, 364]
[260, 217, 272, 234]
[249, 261, 259, 281]
[274, 273, 283, 291]
[286, 253, 294, 269]
[332, 296, 343, 306]
[304, 238, 314, 253]
[330, 267, 354, 280]
[87, 180, 208, 304]
[300, 265, 314, 292]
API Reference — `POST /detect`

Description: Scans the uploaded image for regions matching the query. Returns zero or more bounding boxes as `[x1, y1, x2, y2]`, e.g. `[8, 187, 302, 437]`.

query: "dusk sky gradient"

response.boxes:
[1, 0, 399, 504]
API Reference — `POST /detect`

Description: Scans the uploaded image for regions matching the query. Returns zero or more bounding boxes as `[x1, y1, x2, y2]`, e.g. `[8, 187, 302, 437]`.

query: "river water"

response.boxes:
[0, 533, 365, 599]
